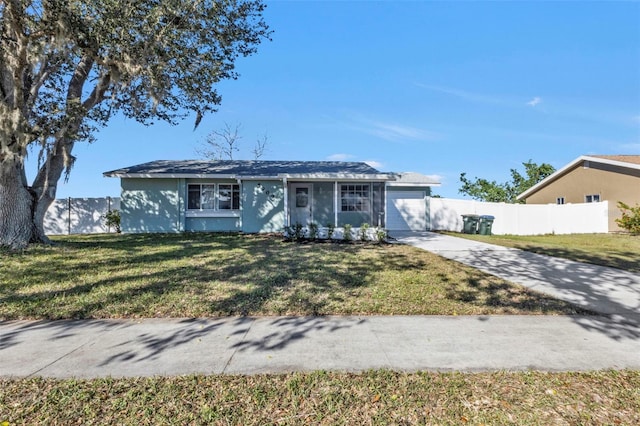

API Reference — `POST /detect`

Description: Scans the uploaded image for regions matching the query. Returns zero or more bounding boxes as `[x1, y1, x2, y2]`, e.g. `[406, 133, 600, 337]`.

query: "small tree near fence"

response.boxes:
[104, 210, 122, 234]
[616, 202, 640, 235]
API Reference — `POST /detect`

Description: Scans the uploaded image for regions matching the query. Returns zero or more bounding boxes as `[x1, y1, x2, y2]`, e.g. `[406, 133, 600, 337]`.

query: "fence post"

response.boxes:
[107, 196, 111, 233]
[66, 197, 70, 235]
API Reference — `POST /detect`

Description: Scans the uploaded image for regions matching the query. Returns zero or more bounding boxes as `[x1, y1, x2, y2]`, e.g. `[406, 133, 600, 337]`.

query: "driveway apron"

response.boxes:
[392, 231, 640, 322]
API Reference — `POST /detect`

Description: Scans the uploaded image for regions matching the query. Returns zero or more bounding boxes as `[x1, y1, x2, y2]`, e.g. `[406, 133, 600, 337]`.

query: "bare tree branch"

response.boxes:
[252, 131, 268, 160]
[198, 122, 242, 160]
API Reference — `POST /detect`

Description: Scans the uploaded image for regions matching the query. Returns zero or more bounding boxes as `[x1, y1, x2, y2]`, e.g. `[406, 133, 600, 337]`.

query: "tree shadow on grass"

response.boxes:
[439, 269, 594, 316]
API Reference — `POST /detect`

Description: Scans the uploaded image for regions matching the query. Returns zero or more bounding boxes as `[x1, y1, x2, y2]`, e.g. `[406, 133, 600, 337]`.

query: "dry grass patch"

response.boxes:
[2, 370, 638, 425]
[0, 233, 589, 320]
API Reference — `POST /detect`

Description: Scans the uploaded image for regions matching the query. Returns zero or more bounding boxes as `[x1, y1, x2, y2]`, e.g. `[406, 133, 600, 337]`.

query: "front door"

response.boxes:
[290, 184, 312, 225]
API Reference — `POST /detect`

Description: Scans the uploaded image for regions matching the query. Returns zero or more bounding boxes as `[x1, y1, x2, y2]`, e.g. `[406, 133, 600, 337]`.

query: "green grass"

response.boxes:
[445, 232, 640, 273]
[0, 233, 588, 320]
[2, 370, 638, 425]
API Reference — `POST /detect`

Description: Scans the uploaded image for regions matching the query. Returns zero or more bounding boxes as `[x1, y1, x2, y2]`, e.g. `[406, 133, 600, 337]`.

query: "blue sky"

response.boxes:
[30, 0, 640, 199]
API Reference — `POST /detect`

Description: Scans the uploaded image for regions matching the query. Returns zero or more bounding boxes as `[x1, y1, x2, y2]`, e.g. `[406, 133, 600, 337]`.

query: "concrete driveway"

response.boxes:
[392, 231, 640, 321]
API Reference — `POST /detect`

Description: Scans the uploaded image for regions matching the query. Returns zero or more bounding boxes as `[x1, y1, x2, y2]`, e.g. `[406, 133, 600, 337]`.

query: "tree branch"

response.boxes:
[83, 71, 111, 111]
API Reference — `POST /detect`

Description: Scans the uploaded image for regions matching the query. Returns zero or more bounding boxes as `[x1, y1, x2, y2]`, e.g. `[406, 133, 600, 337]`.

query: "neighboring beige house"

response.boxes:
[517, 155, 640, 232]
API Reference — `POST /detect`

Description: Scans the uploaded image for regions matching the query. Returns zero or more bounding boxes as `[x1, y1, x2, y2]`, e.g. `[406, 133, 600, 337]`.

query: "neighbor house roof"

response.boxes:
[517, 155, 640, 200]
[104, 160, 394, 181]
[590, 155, 640, 165]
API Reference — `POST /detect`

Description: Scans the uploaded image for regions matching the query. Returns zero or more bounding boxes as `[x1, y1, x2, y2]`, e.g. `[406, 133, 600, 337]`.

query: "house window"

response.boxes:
[585, 194, 600, 203]
[295, 187, 309, 207]
[556, 197, 565, 205]
[218, 184, 240, 210]
[341, 184, 370, 212]
[188, 184, 240, 210]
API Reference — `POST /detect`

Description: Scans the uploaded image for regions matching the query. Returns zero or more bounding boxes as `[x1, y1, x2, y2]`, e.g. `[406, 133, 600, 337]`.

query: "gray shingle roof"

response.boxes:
[104, 160, 386, 178]
[389, 172, 441, 185]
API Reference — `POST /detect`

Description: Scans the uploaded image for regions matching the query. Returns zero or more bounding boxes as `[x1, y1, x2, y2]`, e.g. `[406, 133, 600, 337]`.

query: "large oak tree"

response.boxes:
[0, 0, 269, 249]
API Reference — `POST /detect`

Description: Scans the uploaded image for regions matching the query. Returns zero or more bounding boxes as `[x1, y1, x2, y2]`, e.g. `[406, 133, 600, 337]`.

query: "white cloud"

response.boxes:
[338, 111, 439, 143]
[415, 83, 508, 105]
[355, 117, 437, 142]
[527, 97, 542, 107]
[364, 160, 384, 169]
[618, 143, 640, 153]
[326, 153, 354, 161]
[417, 83, 547, 111]
[367, 121, 433, 142]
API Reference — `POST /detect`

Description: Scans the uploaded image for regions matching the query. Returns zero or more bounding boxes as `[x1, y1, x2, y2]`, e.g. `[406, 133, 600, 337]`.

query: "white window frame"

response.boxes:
[585, 194, 600, 203]
[340, 184, 371, 212]
[187, 183, 240, 217]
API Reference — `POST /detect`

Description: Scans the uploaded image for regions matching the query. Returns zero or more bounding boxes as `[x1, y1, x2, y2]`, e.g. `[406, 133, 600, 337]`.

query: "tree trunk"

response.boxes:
[32, 190, 54, 245]
[0, 160, 36, 249]
[30, 138, 76, 245]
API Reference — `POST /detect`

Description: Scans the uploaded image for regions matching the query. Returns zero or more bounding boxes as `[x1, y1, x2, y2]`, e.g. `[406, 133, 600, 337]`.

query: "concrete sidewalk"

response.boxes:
[392, 231, 640, 320]
[1, 315, 639, 378]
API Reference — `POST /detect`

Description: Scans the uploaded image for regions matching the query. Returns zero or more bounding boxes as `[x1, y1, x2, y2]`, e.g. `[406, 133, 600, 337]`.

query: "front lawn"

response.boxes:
[0, 233, 588, 319]
[446, 232, 640, 273]
[2, 370, 638, 425]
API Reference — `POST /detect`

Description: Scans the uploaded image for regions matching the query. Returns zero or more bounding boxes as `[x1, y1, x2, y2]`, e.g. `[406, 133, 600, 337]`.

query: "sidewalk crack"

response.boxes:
[222, 318, 254, 373]
[27, 340, 94, 378]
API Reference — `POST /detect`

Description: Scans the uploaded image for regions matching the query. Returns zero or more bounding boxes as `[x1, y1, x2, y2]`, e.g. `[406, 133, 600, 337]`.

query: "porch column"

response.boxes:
[334, 181, 338, 227]
[382, 182, 387, 228]
[283, 177, 289, 226]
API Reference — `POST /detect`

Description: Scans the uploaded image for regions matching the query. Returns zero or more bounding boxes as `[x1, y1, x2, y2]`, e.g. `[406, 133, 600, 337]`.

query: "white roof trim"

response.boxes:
[517, 155, 640, 200]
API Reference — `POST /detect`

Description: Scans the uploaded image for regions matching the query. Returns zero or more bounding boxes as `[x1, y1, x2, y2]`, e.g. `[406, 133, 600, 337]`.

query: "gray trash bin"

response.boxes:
[478, 215, 495, 235]
[461, 214, 480, 234]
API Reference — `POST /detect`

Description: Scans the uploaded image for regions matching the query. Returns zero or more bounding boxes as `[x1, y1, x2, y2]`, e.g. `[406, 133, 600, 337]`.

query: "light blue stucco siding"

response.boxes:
[120, 178, 181, 233]
[241, 180, 285, 233]
[185, 217, 241, 232]
[390, 186, 432, 195]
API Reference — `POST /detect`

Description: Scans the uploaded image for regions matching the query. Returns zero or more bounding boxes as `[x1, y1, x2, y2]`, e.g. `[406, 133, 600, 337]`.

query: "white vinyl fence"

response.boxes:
[44, 197, 120, 235]
[429, 197, 609, 235]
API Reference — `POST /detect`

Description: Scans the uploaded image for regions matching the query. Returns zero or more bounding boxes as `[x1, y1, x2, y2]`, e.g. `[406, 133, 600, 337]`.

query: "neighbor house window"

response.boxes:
[556, 197, 565, 205]
[585, 194, 600, 203]
[341, 184, 370, 212]
[188, 184, 240, 210]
